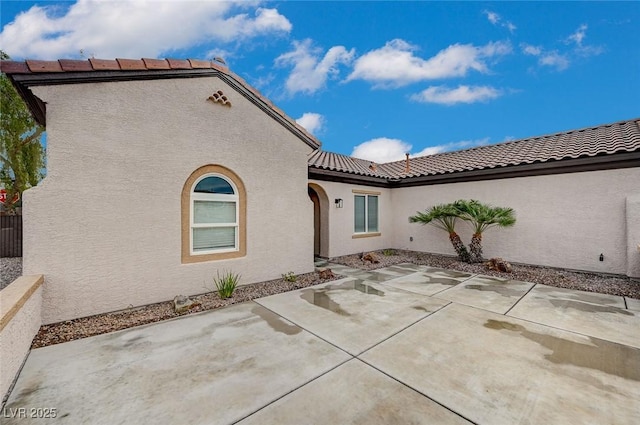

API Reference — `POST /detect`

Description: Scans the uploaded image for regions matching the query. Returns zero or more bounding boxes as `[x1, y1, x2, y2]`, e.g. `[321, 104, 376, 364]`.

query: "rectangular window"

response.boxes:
[354, 194, 379, 234]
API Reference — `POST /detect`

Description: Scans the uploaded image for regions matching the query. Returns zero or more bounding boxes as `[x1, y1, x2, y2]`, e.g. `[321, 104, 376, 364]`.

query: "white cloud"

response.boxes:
[485, 11, 500, 25]
[347, 39, 511, 87]
[351, 136, 491, 163]
[521, 43, 542, 56]
[539, 52, 570, 71]
[275, 39, 355, 95]
[567, 24, 588, 46]
[0, 1, 292, 59]
[483, 10, 517, 33]
[351, 138, 411, 163]
[521, 43, 570, 71]
[413, 138, 490, 157]
[296, 112, 325, 135]
[411, 85, 501, 105]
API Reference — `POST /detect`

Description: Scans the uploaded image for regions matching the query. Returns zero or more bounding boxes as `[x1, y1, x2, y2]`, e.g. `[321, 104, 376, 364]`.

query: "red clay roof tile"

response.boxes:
[142, 58, 170, 70]
[89, 58, 120, 70]
[0, 61, 30, 73]
[26, 60, 63, 72]
[166, 59, 191, 69]
[116, 58, 146, 70]
[58, 59, 93, 72]
[188, 59, 211, 69]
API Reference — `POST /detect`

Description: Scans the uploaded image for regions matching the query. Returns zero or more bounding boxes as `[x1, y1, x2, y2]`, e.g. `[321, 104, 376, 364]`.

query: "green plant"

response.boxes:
[1, 50, 46, 213]
[453, 200, 516, 263]
[382, 249, 396, 256]
[409, 203, 471, 263]
[213, 270, 240, 299]
[281, 271, 297, 282]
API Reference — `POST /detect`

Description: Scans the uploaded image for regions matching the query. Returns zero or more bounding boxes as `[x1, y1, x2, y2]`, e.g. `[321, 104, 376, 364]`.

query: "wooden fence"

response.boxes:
[1, 214, 22, 258]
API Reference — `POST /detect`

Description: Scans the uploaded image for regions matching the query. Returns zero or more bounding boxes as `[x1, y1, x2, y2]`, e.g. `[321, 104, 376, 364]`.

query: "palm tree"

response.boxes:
[453, 200, 516, 263]
[409, 204, 471, 262]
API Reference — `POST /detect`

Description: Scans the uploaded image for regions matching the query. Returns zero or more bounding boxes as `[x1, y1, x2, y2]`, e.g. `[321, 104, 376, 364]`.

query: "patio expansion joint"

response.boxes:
[251, 301, 356, 358]
[503, 282, 539, 316]
[355, 301, 453, 357]
[355, 356, 480, 425]
[229, 356, 354, 425]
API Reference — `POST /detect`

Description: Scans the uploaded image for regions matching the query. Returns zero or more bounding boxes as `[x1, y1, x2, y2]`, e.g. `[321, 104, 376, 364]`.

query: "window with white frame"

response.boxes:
[190, 174, 239, 254]
[354, 193, 379, 233]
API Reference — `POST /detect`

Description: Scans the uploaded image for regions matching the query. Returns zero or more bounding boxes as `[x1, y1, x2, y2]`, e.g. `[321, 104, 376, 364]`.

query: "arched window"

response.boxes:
[182, 165, 246, 263]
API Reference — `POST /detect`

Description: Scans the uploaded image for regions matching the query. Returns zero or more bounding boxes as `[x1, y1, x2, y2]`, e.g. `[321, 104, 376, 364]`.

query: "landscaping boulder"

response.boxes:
[362, 252, 380, 264]
[486, 258, 513, 273]
[317, 268, 336, 279]
[174, 295, 196, 313]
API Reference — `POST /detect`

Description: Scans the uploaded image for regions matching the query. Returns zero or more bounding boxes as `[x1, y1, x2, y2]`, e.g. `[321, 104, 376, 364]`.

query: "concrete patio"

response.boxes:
[3, 263, 639, 424]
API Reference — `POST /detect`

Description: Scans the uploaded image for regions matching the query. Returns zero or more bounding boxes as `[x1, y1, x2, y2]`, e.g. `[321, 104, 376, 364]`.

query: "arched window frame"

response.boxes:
[181, 165, 246, 263]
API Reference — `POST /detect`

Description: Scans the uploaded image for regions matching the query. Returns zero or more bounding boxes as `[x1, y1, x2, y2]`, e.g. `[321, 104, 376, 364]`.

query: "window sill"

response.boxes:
[352, 232, 381, 239]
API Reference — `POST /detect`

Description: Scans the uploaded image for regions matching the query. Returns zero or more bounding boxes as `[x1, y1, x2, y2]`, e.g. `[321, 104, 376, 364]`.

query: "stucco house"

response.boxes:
[1, 57, 639, 326]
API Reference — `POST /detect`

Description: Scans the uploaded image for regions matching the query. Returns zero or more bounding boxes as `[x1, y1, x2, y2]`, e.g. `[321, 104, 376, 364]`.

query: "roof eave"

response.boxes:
[8, 68, 321, 150]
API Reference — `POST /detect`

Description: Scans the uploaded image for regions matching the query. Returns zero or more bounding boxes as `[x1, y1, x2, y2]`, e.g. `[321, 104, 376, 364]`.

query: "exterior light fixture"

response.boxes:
[335, 198, 343, 208]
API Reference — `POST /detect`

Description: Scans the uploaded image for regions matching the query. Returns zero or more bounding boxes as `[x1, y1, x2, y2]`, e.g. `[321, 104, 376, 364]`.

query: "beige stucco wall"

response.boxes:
[391, 168, 640, 275]
[1, 275, 43, 401]
[308, 180, 393, 258]
[23, 76, 314, 324]
[626, 194, 640, 278]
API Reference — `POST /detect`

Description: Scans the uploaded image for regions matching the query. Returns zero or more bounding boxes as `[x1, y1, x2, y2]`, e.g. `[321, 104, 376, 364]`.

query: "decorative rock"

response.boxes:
[174, 295, 196, 313]
[362, 252, 380, 264]
[318, 268, 336, 279]
[486, 258, 513, 273]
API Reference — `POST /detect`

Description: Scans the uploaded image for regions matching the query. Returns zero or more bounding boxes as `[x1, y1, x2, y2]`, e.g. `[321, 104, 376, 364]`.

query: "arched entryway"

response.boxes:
[308, 183, 330, 258]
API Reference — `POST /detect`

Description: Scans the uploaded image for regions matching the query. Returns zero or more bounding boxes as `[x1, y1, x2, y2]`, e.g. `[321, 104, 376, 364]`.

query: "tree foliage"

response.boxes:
[0, 50, 45, 213]
[410, 199, 516, 263]
[409, 203, 471, 262]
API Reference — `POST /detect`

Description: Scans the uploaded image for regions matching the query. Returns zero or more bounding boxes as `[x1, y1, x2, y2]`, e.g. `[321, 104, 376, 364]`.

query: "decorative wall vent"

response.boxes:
[208, 90, 231, 107]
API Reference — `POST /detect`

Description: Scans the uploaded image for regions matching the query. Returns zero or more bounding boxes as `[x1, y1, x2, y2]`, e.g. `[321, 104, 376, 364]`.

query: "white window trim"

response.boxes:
[190, 174, 239, 256]
[354, 193, 379, 235]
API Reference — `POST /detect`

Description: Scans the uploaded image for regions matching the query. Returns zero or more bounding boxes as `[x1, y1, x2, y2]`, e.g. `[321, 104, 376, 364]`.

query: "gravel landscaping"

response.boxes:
[0, 257, 22, 290]
[332, 249, 640, 299]
[32, 271, 340, 348]
[25, 249, 640, 348]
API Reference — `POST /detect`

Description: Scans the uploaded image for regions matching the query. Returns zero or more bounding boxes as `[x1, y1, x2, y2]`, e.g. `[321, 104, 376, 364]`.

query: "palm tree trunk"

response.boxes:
[469, 232, 484, 263]
[449, 232, 471, 263]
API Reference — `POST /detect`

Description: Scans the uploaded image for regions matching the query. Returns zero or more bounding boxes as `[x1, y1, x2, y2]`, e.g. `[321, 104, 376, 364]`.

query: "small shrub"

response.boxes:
[213, 270, 240, 299]
[382, 249, 396, 256]
[282, 271, 297, 282]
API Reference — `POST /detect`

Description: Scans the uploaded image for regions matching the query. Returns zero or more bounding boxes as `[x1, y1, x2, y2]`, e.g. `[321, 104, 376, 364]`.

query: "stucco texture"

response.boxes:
[24, 77, 314, 324]
[308, 180, 394, 258]
[392, 168, 640, 275]
[1, 278, 42, 401]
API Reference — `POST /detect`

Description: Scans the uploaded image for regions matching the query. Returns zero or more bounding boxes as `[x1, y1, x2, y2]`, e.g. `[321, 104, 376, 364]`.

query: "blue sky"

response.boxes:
[1, 1, 638, 162]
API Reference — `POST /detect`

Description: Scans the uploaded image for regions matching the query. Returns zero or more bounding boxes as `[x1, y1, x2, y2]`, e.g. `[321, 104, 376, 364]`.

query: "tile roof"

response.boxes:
[308, 150, 393, 178]
[309, 118, 640, 180]
[0, 58, 320, 149]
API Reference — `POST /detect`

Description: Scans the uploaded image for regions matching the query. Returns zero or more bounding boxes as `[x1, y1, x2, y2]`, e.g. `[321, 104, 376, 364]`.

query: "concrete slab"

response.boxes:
[625, 296, 640, 312]
[435, 274, 534, 314]
[2, 302, 349, 425]
[361, 303, 640, 425]
[381, 268, 474, 296]
[238, 359, 472, 425]
[508, 284, 640, 348]
[255, 278, 450, 355]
